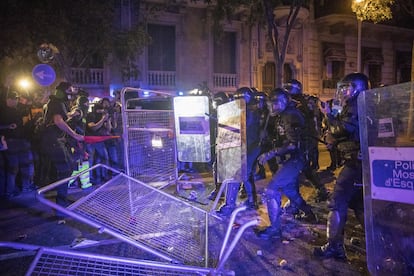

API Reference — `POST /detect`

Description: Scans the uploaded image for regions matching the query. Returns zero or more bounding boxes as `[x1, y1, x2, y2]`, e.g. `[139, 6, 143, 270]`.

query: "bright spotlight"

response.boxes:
[18, 79, 31, 90]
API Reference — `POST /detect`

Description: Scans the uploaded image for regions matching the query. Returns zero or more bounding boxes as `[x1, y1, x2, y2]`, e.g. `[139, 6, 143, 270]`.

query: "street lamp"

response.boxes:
[18, 78, 31, 91]
[352, 0, 395, 73]
[353, 0, 365, 73]
[357, 19, 362, 72]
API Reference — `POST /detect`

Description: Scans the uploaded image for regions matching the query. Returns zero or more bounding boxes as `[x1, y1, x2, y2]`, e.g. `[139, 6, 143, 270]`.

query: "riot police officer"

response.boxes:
[256, 88, 317, 239]
[284, 79, 328, 202]
[313, 73, 369, 260]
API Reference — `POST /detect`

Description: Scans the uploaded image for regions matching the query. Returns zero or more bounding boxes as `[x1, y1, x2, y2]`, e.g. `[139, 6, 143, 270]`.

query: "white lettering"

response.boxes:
[392, 178, 414, 190]
[393, 169, 414, 179]
[394, 160, 414, 170]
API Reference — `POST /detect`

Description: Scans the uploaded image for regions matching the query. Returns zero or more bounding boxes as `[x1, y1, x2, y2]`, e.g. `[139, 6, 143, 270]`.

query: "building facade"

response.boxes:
[74, 0, 414, 100]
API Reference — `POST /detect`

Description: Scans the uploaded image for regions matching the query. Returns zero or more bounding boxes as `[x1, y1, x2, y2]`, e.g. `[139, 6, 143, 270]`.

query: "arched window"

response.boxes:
[262, 62, 275, 93]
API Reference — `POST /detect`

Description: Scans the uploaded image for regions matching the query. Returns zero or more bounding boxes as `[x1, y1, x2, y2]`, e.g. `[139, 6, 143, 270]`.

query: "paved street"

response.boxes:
[0, 145, 369, 275]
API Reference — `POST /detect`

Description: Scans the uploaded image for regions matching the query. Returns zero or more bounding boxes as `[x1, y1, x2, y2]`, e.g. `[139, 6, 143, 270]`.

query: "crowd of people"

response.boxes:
[0, 82, 123, 222]
[210, 73, 369, 261]
[1, 72, 369, 260]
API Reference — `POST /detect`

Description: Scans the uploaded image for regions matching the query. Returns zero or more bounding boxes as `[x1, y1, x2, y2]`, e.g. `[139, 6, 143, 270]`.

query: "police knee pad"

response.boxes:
[263, 189, 281, 203]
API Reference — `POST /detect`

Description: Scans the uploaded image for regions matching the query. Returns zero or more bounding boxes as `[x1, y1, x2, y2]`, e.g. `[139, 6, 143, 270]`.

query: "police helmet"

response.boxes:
[283, 79, 302, 95]
[254, 91, 267, 108]
[212, 91, 229, 109]
[254, 91, 267, 102]
[337, 72, 370, 101]
[267, 88, 290, 116]
[234, 87, 255, 104]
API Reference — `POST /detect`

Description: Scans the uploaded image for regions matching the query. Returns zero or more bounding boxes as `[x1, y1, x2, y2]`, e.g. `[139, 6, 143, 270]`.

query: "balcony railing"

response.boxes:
[71, 68, 105, 86]
[148, 70, 176, 87]
[213, 73, 237, 88]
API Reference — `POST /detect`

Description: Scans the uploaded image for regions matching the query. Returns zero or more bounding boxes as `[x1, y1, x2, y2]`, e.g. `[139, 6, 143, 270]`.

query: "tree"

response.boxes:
[0, 0, 150, 85]
[351, 0, 394, 23]
[398, 0, 414, 17]
[202, 0, 308, 88]
[262, 0, 307, 88]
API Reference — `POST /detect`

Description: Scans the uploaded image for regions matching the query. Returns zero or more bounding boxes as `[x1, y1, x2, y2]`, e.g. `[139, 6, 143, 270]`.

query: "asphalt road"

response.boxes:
[0, 145, 369, 275]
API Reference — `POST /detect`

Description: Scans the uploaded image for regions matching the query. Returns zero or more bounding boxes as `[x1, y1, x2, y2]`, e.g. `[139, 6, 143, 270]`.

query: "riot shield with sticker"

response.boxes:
[359, 82, 414, 275]
[173, 96, 212, 204]
[207, 99, 247, 211]
[174, 96, 211, 163]
[216, 99, 247, 183]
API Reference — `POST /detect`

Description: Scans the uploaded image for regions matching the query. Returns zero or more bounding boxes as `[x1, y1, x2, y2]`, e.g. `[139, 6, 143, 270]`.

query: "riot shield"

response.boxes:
[359, 82, 414, 275]
[216, 99, 247, 183]
[173, 96, 211, 163]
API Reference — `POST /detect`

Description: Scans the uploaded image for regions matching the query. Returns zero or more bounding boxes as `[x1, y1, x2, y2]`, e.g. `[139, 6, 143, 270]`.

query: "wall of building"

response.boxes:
[101, 2, 413, 100]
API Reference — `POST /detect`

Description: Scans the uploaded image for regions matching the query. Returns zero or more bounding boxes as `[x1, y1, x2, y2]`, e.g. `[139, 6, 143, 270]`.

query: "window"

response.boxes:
[396, 51, 412, 83]
[368, 64, 382, 88]
[322, 43, 345, 88]
[283, 63, 293, 83]
[147, 24, 176, 71]
[214, 32, 236, 74]
[332, 61, 344, 81]
[262, 62, 275, 94]
[363, 47, 383, 88]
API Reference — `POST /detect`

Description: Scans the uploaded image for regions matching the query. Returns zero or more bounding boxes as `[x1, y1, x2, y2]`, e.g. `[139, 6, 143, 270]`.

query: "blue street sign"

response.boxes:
[369, 147, 414, 205]
[32, 64, 56, 86]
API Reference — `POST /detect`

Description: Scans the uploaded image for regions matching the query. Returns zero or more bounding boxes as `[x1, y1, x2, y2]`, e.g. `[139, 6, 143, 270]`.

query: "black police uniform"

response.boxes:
[257, 101, 317, 239]
[291, 93, 328, 202]
[314, 95, 363, 260]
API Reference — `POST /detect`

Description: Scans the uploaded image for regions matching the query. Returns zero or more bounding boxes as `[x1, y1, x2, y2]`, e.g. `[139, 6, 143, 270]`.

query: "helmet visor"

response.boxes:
[336, 81, 356, 102]
[267, 95, 288, 116]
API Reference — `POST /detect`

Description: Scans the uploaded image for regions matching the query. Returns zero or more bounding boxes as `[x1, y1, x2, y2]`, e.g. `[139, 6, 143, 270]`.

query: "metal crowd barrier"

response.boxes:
[0, 242, 232, 276]
[36, 164, 259, 273]
[121, 88, 177, 189]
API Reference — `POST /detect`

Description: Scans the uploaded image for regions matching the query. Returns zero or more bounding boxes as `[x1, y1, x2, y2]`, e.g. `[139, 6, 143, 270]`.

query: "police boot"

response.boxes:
[315, 186, 329, 203]
[313, 210, 347, 260]
[217, 182, 240, 216]
[282, 199, 300, 216]
[256, 193, 282, 239]
[295, 200, 318, 224]
[242, 176, 258, 210]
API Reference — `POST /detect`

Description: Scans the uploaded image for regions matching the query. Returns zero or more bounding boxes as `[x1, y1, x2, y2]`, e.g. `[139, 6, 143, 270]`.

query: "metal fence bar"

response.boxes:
[0, 242, 229, 276]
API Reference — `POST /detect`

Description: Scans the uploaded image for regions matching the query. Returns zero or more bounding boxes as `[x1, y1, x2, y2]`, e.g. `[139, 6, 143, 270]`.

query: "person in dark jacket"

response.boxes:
[0, 90, 36, 199]
[313, 73, 370, 260]
[40, 82, 84, 222]
[256, 88, 318, 239]
[85, 99, 111, 184]
[284, 79, 328, 202]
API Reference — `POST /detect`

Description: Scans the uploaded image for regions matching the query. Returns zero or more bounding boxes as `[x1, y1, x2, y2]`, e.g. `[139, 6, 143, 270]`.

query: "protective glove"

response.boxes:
[257, 150, 277, 165]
